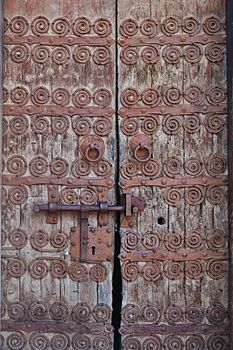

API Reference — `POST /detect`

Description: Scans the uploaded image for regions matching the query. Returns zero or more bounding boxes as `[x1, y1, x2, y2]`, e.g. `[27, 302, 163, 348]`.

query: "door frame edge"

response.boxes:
[227, 0, 233, 347]
[0, 0, 3, 307]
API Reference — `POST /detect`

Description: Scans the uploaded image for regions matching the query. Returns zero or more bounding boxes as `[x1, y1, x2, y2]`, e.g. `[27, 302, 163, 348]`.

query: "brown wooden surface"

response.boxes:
[118, 0, 229, 349]
[1, 1, 116, 349]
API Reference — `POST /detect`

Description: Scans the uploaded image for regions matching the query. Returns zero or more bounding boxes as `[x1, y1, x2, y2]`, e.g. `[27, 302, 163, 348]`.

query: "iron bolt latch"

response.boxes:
[34, 193, 145, 238]
[34, 193, 145, 263]
[34, 193, 145, 218]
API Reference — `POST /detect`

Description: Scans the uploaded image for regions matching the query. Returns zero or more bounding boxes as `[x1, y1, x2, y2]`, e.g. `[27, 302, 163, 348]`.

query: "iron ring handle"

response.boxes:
[84, 142, 102, 162]
[134, 142, 152, 162]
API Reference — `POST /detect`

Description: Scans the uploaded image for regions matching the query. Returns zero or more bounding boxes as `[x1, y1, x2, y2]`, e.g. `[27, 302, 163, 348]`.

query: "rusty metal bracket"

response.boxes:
[119, 104, 227, 116]
[118, 33, 226, 47]
[3, 105, 115, 117]
[119, 250, 228, 262]
[98, 188, 109, 226]
[47, 185, 59, 224]
[4, 34, 115, 46]
[2, 176, 114, 188]
[80, 206, 89, 261]
[1, 319, 113, 334]
[119, 176, 228, 191]
[119, 323, 229, 336]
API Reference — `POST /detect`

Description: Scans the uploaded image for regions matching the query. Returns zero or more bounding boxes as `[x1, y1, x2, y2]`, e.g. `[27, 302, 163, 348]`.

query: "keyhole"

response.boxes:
[91, 246, 96, 256]
[158, 217, 165, 225]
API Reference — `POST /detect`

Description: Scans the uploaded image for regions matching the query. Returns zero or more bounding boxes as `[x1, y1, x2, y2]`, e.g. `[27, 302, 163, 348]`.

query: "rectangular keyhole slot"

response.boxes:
[92, 246, 96, 256]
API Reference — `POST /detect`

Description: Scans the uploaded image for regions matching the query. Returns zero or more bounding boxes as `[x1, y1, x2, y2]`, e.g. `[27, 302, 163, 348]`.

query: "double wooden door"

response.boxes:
[1, 0, 229, 349]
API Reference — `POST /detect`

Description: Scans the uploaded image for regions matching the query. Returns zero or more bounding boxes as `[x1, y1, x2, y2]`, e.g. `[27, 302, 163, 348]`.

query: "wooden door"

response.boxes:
[118, 0, 229, 349]
[1, 0, 230, 350]
[1, 1, 116, 349]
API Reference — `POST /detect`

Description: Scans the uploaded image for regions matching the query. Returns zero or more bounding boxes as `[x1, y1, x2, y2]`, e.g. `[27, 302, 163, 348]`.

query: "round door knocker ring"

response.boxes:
[129, 135, 152, 162]
[85, 142, 102, 162]
[80, 135, 105, 162]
